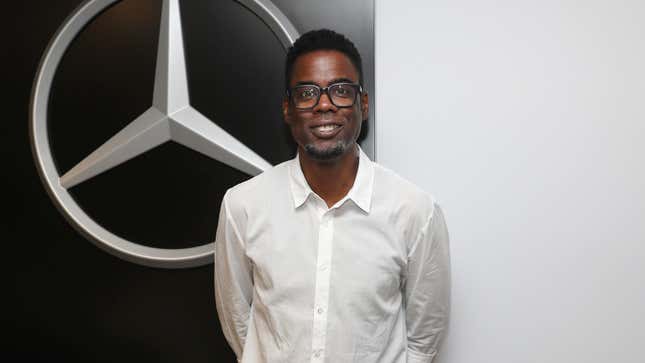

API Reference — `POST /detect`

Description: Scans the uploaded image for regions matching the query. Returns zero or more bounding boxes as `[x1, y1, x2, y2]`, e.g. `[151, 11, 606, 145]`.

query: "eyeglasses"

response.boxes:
[287, 82, 363, 110]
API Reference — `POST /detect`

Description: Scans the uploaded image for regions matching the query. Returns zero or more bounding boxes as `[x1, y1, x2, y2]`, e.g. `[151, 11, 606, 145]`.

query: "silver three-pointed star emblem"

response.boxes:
[30, 0, 299, 268]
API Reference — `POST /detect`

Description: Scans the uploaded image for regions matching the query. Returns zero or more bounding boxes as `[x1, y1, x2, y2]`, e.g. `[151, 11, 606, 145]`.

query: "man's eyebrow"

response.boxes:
[294, 80, 316, 87]
[328, 77, 356, 84]
[293, 78, 357, 87]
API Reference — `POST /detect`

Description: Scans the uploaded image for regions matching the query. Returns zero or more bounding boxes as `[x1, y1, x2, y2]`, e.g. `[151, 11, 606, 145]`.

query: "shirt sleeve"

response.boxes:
[404, 203, 451, 363]
[214, 192, 253, 362]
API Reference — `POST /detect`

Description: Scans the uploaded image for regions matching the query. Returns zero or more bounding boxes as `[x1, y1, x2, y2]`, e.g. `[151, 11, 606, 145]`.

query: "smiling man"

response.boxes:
[214, 29, 451, 363]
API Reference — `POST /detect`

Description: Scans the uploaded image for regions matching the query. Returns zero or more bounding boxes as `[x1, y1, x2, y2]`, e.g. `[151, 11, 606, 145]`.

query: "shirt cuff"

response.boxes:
[407, 348, 437, 363]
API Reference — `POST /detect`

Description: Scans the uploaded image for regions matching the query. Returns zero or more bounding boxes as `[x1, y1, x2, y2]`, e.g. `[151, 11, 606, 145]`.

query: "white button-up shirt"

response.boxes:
[214, 146, 451, 363]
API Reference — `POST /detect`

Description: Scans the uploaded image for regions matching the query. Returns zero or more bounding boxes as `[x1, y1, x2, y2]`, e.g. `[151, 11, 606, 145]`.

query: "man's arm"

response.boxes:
[404, 203, 451, 363]
[214, 192, 253, 362]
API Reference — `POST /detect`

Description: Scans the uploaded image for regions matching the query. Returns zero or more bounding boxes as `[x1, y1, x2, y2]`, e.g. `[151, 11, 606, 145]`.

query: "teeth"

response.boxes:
[316, 124, 338, 132]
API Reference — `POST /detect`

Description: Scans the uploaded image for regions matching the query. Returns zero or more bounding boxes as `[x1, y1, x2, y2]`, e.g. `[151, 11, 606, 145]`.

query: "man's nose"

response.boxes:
[315, 91, 336, 112]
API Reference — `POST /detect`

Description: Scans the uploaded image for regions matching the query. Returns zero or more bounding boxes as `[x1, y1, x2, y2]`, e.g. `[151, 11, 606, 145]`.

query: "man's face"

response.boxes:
[283, 50, 368, 162]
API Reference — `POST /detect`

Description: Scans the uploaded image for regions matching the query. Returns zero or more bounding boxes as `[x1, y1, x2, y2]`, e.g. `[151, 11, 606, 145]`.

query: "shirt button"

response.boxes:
[314, 350, 321, 358]
[317, 307, 324, 314]
[319, 264, 328, 271]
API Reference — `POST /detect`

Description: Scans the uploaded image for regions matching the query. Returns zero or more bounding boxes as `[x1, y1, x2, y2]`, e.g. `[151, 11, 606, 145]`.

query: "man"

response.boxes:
[214, 29, 450, 363]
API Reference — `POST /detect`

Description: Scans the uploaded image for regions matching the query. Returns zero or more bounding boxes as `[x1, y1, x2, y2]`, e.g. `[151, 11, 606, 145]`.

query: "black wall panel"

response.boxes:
[5, 1, 373, 361]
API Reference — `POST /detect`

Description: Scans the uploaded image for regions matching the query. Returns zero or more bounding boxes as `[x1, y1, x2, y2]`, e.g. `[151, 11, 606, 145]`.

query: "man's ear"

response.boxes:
[282, 96, 291, 125]
[360, 91, 369, 121]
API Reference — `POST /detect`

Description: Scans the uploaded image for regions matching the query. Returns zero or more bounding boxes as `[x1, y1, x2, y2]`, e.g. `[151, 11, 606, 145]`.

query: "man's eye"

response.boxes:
[332, 85, 352, 97]
[300, 88, 316, 98]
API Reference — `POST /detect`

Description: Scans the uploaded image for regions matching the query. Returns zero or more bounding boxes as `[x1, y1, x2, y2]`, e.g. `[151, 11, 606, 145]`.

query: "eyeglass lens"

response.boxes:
[292, 84, 358, 109]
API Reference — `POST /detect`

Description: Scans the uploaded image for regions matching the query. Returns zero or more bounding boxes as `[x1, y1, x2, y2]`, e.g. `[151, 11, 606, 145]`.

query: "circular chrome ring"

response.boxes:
[30, 0, 298, 268]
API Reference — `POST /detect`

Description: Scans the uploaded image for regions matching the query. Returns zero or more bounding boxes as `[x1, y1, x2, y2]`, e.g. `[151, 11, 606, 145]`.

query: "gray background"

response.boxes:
[376, 0, 645, 362]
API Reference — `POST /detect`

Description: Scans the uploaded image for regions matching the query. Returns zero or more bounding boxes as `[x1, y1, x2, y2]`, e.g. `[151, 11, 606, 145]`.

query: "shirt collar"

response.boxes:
[288, 145, 375, 213]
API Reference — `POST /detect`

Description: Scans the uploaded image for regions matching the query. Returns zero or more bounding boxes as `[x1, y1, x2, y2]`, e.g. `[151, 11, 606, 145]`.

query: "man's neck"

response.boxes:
[298, 144, 360, 208]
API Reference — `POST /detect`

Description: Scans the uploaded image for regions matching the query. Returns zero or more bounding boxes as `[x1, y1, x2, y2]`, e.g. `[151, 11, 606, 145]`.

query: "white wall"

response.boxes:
[375, 1, 645, 362]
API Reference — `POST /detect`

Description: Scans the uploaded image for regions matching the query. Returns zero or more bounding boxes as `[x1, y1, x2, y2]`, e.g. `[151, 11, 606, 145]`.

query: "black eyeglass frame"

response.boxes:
[286, 82, 364, 110]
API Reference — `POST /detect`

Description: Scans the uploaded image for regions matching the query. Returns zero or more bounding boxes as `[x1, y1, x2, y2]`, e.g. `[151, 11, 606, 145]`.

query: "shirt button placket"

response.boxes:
[313, 349, 323, 359]
[311, 209, 333, 362]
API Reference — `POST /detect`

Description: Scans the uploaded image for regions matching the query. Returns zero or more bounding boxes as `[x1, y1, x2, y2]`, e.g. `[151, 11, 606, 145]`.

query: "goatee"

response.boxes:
[304, 141, 349, 161]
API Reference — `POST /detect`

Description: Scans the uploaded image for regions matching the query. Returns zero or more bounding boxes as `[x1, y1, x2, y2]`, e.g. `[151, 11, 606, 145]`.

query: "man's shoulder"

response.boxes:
[224, 159, 291, 207]
[371, 161, 439, 221]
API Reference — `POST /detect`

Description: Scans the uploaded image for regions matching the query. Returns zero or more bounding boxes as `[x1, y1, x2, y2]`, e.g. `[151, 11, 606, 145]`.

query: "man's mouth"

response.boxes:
[310, 123, 343, 138]
[315, 124, 340, 132]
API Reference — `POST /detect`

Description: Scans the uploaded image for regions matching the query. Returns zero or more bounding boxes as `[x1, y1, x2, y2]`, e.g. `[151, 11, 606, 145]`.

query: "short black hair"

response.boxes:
[285, 29, 364, 91]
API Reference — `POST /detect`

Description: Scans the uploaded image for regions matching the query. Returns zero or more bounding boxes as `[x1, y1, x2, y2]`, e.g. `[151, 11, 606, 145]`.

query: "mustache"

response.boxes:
[317, 112, 347, 123]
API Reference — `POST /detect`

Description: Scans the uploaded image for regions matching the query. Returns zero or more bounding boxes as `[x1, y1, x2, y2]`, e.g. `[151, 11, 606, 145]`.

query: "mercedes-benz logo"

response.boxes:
[30, 0, 299, 268]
